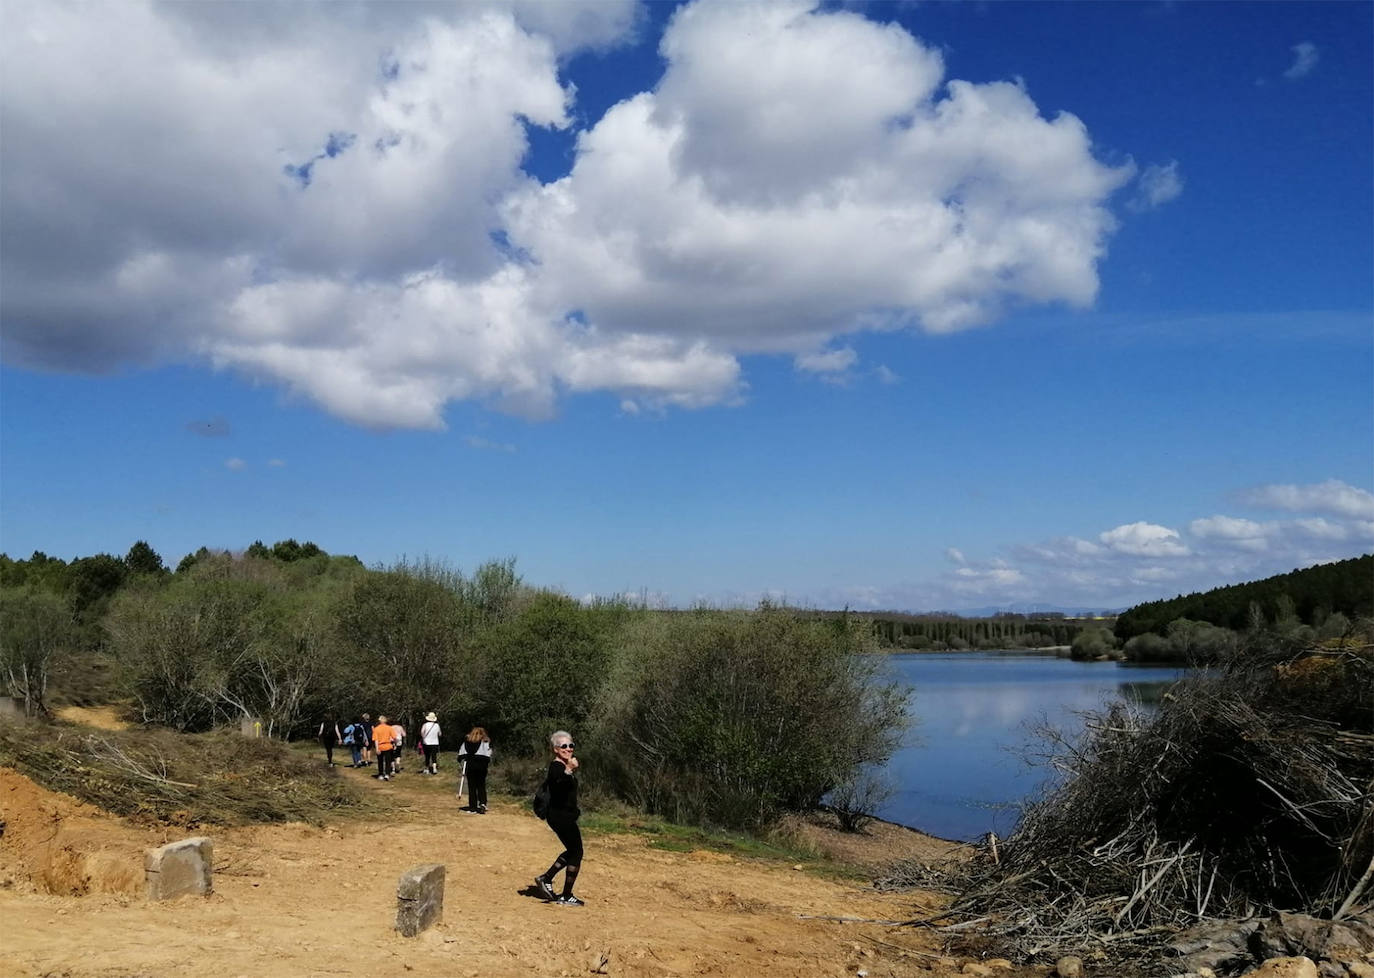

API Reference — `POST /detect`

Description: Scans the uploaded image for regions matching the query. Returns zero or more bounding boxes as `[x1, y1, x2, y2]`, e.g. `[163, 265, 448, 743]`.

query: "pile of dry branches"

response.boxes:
[0, 718, 373, 826]
[913, 640, 1374, 963]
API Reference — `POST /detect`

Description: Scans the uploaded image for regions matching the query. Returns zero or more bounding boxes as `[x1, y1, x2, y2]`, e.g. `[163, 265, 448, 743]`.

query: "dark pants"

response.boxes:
[322, 740, 336, 764]
[547, 812, 583, 864]
[469, 769, 488, 810]
[378, 748, 395, 777]
[423, 744, 439, 771]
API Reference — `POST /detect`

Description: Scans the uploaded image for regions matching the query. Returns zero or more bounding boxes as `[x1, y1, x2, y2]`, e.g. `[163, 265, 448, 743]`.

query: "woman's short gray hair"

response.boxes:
[549, 729, 572, 749]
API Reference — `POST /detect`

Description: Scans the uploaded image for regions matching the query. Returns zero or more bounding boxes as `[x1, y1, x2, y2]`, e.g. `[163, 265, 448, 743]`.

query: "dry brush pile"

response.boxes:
[898, 636, 1374, 966]
[0, 718, 373, 826]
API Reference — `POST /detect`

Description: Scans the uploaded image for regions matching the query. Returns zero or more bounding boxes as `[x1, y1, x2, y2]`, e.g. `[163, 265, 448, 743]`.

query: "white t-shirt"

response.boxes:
[420, 721, 441, 746]
[393, 724, 405, 746]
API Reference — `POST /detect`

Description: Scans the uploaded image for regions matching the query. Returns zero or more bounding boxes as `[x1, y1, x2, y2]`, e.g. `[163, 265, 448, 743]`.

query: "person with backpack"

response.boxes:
[419, 712, 442, 775]
[317, 716, 342, 767]
[342, 718, 364, 768]
[533, 729, 584, 906]
[360, 713, 375, 765]
[457, 726, 492, 812]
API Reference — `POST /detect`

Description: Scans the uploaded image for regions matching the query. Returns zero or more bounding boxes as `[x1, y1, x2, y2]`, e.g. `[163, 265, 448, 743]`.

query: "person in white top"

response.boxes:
[420, 712, 442, 775]
[392, 722, 406, 772]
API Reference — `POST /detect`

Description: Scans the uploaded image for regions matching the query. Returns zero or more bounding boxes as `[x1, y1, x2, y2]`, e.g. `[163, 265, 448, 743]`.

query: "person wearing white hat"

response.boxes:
[420, 712, 442, 775]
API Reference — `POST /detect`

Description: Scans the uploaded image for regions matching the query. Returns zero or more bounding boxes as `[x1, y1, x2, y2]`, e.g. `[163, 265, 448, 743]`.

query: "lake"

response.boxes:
[874, 650, 1192, 841]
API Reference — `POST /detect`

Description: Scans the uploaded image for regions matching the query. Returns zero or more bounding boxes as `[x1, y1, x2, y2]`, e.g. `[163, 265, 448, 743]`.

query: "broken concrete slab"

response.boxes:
[395, 863, 445, 937]
[145, 837, 213, 900]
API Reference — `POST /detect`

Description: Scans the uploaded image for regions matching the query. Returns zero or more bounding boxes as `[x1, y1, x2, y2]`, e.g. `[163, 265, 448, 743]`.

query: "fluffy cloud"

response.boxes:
[1098, 522, 1190, 557]
[1237, 479, 1374, 520]
[1, 0, 1135, 428]
[1284, 41, 1320, 80]
[1189, 515, 1277, 551]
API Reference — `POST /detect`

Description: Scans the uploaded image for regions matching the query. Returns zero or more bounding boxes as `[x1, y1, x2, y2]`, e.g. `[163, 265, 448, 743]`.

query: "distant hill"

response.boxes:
[1114, 553, 1373, 640]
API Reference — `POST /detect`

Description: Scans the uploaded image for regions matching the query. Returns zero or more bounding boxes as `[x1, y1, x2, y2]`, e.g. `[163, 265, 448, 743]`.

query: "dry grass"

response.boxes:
[0, 715, 375, 827]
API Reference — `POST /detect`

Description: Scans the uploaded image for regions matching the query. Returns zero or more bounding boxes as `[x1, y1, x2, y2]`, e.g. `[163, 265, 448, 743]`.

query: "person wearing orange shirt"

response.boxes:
[372, 715, 397, 781]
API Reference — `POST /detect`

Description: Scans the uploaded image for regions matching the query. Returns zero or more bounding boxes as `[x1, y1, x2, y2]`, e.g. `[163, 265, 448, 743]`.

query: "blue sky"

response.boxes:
[1, 0, 1370, 612]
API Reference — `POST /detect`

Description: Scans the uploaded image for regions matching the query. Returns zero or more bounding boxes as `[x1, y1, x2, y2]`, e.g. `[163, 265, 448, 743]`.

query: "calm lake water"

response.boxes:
[874, 650, 1191, 841]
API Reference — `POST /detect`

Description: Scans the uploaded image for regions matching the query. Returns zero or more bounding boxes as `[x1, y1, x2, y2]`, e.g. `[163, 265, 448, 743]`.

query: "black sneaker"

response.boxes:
[557, 895, 585, 907]
[534, 876, 556, 901]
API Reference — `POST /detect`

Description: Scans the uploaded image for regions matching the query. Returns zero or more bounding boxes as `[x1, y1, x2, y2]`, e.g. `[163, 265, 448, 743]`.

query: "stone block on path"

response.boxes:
[145, 837, 213, 900]
[395, 863, 445, 937]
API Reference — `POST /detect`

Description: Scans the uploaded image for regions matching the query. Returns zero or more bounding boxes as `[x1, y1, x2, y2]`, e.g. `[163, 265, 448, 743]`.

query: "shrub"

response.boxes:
[590, 604, 909, 829]
[948, 632, 1374, 964]
[468, 591, 624, 754]
[1069, 626, 1116, 660]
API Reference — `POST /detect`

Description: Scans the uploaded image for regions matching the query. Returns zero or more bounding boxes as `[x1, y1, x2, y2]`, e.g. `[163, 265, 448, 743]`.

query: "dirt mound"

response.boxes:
[0, 767, 151, 896]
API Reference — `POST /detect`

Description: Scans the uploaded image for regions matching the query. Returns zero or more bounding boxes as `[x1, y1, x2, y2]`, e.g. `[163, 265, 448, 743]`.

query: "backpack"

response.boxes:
[532, 776, 552, 820]
[342, 723, 357, 746]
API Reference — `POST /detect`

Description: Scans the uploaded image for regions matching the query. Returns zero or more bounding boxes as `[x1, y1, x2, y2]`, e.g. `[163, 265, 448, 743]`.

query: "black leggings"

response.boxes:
[468, 769, 488, 809]
[378, 748, 395, 777]
[322, 741, 336, 764]
[546, 812, 583, 864]
[423, 744, 439, 770]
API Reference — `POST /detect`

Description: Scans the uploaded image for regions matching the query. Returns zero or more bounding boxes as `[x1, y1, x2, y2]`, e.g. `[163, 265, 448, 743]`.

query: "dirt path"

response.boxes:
[0, 762, 998, 978]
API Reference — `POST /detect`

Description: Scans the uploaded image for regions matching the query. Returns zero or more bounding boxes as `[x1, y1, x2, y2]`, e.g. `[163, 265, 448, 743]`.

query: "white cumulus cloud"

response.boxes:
[1189, 515, 1277, 551]
[1098, 521, 1190, 557]
[2, 0, 1136, 428]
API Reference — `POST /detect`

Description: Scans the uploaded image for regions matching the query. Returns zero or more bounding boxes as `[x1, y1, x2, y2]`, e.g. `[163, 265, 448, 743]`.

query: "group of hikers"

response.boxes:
[318, 713, 491, 812]
[316, 716, 583, 905]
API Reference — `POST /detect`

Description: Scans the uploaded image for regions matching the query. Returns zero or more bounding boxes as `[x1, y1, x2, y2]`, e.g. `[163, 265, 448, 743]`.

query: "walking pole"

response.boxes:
[458, 760, 467, 802]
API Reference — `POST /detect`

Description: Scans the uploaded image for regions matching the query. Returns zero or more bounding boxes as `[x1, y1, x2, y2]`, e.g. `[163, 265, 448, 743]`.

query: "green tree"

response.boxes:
[0, 588, 74, 716]
[124, 540, 167, 577]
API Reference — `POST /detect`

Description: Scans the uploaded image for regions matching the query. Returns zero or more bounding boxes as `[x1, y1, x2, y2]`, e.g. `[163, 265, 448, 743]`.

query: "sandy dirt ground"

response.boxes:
[0, 753, 1024, 978]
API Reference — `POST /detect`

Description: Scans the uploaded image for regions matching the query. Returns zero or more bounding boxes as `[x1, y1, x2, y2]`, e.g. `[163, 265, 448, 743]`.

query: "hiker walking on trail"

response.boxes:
[458, 726, 492, 813]
[372, 715, 397, 781]
[342, 718, 365, 767]
[318, 717, 342, 767]
[392, 721, 406, 773]
[419, 712, 442, 775]
[533, 730, 584, 906]
[360, 713, 375, 765]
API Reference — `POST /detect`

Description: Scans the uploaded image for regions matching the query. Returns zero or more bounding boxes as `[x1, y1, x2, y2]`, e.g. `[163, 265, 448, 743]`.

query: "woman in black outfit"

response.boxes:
[457, 726, 492, 812]
[533, 730, 583, 906]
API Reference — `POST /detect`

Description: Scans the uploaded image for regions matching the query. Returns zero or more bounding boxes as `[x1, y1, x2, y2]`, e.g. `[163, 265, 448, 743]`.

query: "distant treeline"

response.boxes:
[845, 611, 1096, 651]
[0, 540, 907, 831]
[1114, 554, 1373, 641]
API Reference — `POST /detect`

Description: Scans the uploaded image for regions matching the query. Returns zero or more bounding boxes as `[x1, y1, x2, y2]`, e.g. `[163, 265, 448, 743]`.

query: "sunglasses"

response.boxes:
[555, 743, 576, 751]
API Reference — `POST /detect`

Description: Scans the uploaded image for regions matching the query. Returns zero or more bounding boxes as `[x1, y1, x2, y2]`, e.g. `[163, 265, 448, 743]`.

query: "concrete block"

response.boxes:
[145, 837, 213, 900]
[395, 863, 445, 937]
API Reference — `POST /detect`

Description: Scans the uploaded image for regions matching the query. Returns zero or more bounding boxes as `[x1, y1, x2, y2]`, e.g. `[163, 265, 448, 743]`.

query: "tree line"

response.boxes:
[1113, 554, 1372, 641]
[854, 611, 1094, 650]
[0, 541, 907, 830]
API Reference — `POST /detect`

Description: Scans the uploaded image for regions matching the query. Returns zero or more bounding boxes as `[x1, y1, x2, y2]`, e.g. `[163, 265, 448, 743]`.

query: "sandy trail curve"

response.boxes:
[0, 761, 991, 978]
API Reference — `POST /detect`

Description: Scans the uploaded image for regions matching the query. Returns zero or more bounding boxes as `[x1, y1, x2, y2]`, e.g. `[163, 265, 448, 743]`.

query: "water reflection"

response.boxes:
[875, 651, 1190, 841]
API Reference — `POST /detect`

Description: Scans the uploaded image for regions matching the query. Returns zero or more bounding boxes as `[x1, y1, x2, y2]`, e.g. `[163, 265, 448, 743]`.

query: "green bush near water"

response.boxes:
[589, 605, 909, 829]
